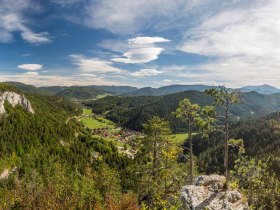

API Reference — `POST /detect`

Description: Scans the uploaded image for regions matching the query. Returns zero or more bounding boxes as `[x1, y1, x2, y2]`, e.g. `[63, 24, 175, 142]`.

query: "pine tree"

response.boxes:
[206, 86, 241, 190]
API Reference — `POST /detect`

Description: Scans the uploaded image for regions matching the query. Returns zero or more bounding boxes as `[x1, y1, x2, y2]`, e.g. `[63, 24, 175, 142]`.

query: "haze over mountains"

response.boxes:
[5, 82, 280, 98]
[5, 81, 280, 132]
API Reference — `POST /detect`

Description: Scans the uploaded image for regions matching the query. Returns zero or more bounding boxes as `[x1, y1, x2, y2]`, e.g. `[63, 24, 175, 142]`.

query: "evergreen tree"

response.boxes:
[206, 86, 241, 189]
[136, 116, 186, 209]
[173, 99, 215, 184]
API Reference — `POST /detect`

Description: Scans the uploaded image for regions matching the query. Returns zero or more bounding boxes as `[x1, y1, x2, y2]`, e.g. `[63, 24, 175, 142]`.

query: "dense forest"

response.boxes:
[0, 83, 280, 209]
[84, 90, 280, 131]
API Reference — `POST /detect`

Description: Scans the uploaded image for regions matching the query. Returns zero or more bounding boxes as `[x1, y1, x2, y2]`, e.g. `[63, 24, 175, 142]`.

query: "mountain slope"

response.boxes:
[0, 83, 130, 208]
[40, 85, 137, 95]
[240, 84, 280, 94]
[4, 81, 50, 95]
[85, 90, 280, 131]
[55, 86, 107, 101]
[122, 85, 216, 96]
[193, 112, 280, 175]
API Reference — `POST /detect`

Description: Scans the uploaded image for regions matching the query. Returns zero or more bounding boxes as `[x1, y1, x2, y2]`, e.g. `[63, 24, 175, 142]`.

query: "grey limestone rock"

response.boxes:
[181, 175, 249, 210]
[0, 91, 34, 115]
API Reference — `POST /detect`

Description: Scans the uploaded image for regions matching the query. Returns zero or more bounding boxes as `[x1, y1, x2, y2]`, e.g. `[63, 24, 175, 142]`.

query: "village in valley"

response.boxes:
[79, 108, 142, 159]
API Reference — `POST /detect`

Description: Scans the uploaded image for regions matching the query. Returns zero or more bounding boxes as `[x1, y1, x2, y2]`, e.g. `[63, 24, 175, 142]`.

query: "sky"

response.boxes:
[1, 0, 280, 88]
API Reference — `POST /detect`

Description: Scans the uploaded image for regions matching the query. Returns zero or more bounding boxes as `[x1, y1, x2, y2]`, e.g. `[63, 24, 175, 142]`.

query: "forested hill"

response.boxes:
[3, 81, 50, 95]
[0, 84, 131, 209]
[85, 91, 213, 131]
[193, 112, 280, 176]
[55, 86, 106, 101]
[121, 84, 216, 96]
[84, 90, 280, 131]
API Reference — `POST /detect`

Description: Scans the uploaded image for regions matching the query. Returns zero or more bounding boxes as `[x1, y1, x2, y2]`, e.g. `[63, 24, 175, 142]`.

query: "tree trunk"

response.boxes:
[188, 116, 193, 184]
[152, 138, 157, 181]
[224, 107, 229, 190]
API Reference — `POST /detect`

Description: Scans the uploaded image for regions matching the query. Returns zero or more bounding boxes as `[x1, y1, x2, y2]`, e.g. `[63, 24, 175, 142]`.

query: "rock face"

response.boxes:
[0, 167, 17, 180]
[0, 91, 34, 115]
[181, 175, 249, 210]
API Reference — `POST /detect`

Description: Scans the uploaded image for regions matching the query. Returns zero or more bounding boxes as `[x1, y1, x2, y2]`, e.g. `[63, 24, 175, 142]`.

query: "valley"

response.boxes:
[3, 1, 280, 208]
[0, 82, 280, 209]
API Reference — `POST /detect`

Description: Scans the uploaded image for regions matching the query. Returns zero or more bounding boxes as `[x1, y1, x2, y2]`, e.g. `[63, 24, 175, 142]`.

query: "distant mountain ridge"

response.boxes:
[121, 85, 217, 96]
[5, 82, 280, 98]
[240, 84, 280, 95]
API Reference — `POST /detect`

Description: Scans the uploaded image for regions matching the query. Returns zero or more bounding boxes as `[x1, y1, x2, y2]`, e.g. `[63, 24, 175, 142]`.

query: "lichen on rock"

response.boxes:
[181, 175, 249, 210]
[0, 91, 34, 115]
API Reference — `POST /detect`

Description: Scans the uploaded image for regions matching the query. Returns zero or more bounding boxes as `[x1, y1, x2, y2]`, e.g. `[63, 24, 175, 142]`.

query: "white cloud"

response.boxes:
[0, 73, 123, 87]
[23, 71, 39, 76]
[131, 69, 162, 77]
[179, 0, 280, 59]
[82, 0, 211, 34]
[112, 47, 164, 64]
[0, 0, 51, 44]
[101, 36, 169, 64]
[78, 73, 98, 78]
[128, 37, 170, 45]
[180, 2, 280, 58]
[163, 79, 173, 83]
[51, 0, 80, 6]
[17, 64, 43, 71]
[169, 0, 280, 87]
[70, 54, 126, 74]
[21, 30, 51, 44]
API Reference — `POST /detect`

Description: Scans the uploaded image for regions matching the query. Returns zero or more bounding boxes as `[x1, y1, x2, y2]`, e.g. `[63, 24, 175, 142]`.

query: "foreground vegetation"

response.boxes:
[0, 83, 280, 209]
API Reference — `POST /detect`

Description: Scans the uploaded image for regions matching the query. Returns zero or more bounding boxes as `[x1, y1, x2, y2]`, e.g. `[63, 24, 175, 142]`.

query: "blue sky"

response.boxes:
[1, 0, 280, 87]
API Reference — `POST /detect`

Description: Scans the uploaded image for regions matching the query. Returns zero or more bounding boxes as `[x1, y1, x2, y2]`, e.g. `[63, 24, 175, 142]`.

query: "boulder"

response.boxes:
[181, 175, 249, 210]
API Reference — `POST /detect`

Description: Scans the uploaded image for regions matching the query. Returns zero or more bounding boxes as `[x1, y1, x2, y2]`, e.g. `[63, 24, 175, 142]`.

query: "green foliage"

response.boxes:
[232, 156, 280, 209]
[84, 91, 213, 132]
[83, 108, 93, 115]
[3, 82, 50, 95]
[206, 86, 242, 189]
[133, 117, 187, 209]
[56, 86, 106, 101]
[2, 82, 280, 208]
[85, 89, 280, 132]
[0, 85, 133, 209]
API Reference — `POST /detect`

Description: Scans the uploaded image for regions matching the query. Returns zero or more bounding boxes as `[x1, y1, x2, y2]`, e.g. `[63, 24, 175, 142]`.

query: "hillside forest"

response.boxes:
[0, 83, 279, 209]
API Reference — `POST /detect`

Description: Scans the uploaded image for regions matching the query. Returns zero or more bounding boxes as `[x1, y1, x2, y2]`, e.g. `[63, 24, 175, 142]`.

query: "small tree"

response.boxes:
[195, 105, 216, 149]
[232, 156, 280, 208]
[206, 86, 241, 189]
[173, 98, 202, 184]
[137, 116, 185, 209]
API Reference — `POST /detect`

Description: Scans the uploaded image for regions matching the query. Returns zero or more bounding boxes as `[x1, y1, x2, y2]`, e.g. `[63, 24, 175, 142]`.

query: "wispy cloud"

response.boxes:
[0, 73, 122, 87]
[0, 0, 52, 44]
[128, 37, 170, 45]
[23, 71, 39, 76]
[108, 36, 169, 64]
[81, 0, 210, 34]
[51, 0, 80, 6]
[17, 64, 43, 71]
[70, 54, 126, 74]
[172, 0, 280, 87]
[112, 47, 164, 64]
[180, 1, 280, 58]
[131, 68, 162, 77]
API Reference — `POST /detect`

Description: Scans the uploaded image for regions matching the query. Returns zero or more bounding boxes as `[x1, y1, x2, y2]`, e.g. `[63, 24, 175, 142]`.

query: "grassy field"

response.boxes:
[83, 108, 92, 115]
[96, 93, 111, 99]
[80, 117, 115, 129]
[81, 108, 115, 129]
[169, 133, 188, 144]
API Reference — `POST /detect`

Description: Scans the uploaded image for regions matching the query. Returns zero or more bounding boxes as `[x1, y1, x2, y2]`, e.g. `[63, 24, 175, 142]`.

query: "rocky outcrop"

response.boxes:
[181, 175, 249, 210]
[0, 167, 17, 180]
[0, 91, 34, 115]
